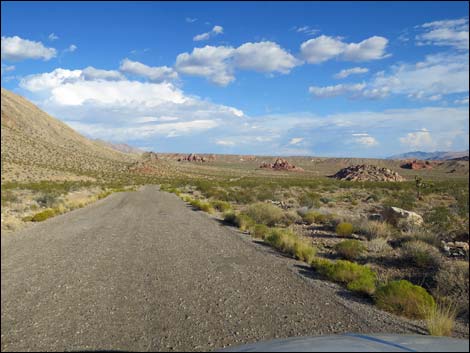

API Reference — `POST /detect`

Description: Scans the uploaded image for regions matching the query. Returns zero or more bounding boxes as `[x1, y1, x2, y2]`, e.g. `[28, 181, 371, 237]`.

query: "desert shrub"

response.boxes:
[375, 280, 435, 319]
[265, 228, 316, 263]
[335, 240, 366, 260]
[35, 193, 59, 207]
[299, 192, 321, 208]
[30, 209, 58, 222]
[244, 202, 284, 226]
[302, 210, 327, 225]
[367, 238, 393, 254]
[281, 210, 302, 226]
[1, 190, 18, 204]
[434, 261, 469, 317]
[252, 224, 269, 239]
[356, 220, 394, 240]
[401, 240, 442, 269]
[413, 231, 441, 248]
[336, 222, 354, 236]
[425, 302, 457, 336]
[315, 259, 377, 295]
[224, 211, 255, 231]
[210, 200, 232, 212]
[223, 211, 238, 225]
[424, 206, 452, 230]
[190, 199, 214, 214]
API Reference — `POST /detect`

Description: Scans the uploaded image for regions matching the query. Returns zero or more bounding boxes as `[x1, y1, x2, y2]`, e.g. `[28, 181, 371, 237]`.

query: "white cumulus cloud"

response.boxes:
[120, 58, 178, 82]
[1, 35, 57, 61]
[300, 35, 389, 64]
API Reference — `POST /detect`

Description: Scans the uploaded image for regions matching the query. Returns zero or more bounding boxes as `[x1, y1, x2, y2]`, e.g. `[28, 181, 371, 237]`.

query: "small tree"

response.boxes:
[415, 176, 433, 200]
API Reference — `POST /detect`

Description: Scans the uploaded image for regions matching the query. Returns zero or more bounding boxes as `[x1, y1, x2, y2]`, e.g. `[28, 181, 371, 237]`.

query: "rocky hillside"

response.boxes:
[94, 139, 143, 155]
[332, 164, 405, 182]
[1, 88, 137, 183]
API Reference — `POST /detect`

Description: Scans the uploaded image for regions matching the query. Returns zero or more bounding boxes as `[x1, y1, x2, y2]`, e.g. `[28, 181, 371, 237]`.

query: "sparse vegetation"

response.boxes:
[401, 240, 442, 269]
[356, 220, 394, 240]
[335, 240, 366, 260]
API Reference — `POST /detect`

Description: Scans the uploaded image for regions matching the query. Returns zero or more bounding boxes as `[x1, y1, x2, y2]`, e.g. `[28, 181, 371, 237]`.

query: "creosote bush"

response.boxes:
[336, 222, 354, 236]
[375, 280, 435, 319]
[311, 258, 377, 295]
[244, 202, 284, 226]
[30, 208, 58, 222]
[335, 239, 366, 260]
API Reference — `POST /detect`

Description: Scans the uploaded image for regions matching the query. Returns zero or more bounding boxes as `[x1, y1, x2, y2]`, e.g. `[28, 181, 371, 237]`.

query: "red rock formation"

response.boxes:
[400, 160, 436, 170]
[260, 158, 304, 172]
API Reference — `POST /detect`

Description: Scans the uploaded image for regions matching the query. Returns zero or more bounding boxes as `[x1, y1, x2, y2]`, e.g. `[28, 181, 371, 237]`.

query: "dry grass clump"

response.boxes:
[302, 210, 327, 225]
[265, 228, 316, 263]
[434, 261, 469, 318]
[223, 211, 255, 231]
[375, 280, 435, 319]
[401, 240, 442, 269]
[367, 238, 393, 254]
[252, 224, 269, 239]
[425, 301, 457, 336]
[335, 239, 366, 260]
[356, 220, 394, 240]
[281, 210, 302, 226]
[335, 222, 354, 236]
[210, 200, 232, 212]
[244, 202, 284, 226]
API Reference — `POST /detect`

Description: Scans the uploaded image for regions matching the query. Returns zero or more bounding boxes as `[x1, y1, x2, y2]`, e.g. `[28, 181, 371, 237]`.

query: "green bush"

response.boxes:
[312, 259, 376, 295]
[375, 280, 435, 319]
[265, 228, 316, 263]
[223, 211, 238, 225]
[252, 224, 269, 239]
[244, 202, 284, 226]
[190, 199, 214, 214]
[401, 240, 442, 269]
[335, 240, 366, 260]
[30, 209, 58, 222]
[210, 200, 232, 212]
[336, 222, 354, 236]
[299, 192, 321, 208]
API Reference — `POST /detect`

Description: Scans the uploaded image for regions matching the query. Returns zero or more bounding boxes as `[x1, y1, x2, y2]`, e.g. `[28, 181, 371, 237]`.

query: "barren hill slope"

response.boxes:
[1, 88, 136, 183]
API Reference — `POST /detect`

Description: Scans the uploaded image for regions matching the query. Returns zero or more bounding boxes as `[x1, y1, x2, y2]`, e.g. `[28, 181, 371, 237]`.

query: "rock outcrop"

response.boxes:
[260, 158, 304, 172]
[178, 153, 215, 162]
[332, 164, 405, 182]
[400, 160, 437, 170]
[381, 206, 424, 228]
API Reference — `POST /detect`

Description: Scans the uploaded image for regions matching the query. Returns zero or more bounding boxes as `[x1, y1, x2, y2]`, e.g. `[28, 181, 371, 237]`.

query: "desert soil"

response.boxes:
[1, 186, 455, 352]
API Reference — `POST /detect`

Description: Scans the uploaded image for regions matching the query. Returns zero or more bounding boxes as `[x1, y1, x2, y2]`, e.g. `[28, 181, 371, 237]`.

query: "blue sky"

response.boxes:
[1, 1, 469, 157]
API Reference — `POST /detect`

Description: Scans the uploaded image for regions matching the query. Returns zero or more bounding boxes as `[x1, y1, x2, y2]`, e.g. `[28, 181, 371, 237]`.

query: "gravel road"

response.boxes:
[1, 185, 434, 351]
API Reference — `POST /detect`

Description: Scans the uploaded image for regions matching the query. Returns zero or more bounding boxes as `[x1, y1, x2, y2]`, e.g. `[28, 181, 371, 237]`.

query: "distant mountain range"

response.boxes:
[387, 150, 469, 161]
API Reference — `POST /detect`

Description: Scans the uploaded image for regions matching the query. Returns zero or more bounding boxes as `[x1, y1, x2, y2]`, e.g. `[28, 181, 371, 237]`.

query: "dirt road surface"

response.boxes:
[2, 186, 431, 351]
